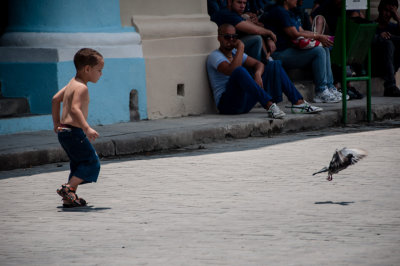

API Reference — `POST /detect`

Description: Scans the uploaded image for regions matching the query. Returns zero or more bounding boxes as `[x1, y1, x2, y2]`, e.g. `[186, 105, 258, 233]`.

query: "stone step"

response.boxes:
[0, 97, 30, 118]
[283, 69, 400, 103]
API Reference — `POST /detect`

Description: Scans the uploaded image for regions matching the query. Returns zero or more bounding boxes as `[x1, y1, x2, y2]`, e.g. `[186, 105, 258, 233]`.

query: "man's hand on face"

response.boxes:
[234, 39, 245, 52]
[390, 5, 400, 22]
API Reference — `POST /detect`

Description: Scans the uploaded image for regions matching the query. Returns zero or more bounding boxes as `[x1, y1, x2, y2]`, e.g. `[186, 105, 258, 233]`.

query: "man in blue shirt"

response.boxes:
[206, 24, 323, 117]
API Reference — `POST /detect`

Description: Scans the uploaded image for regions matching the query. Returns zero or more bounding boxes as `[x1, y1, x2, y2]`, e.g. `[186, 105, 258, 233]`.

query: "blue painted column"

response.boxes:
[0, 0, 147, 135]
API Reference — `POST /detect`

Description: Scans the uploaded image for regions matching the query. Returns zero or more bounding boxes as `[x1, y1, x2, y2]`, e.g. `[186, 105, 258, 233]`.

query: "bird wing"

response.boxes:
[340, 148, 368, 165]
[329, 148, 367, 174]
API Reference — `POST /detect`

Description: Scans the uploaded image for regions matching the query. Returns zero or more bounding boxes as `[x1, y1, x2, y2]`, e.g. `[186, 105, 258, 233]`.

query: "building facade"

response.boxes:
[0, 0, 218, 135]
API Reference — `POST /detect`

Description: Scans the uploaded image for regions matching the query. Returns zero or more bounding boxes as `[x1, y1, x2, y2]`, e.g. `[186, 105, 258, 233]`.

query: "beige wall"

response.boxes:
[120, 0, 219, 119]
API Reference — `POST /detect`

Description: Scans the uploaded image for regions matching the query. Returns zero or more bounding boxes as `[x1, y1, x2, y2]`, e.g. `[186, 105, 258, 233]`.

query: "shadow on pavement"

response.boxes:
[314, 201, 355, 206]
[57, 206, 112, 212]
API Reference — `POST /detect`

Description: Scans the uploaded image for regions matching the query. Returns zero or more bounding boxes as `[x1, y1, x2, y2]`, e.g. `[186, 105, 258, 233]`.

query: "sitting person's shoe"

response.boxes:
[313, 89, 340, 103]
[329, 87, 350, 101]
[267, 103, 286, 119]
[291, 101, 323, 114]
[347, 86, 364, 99]
[384, 86, 400, 97]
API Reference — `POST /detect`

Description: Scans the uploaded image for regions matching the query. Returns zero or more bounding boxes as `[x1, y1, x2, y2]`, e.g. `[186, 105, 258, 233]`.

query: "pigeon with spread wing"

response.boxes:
[313, 148, 367, 181]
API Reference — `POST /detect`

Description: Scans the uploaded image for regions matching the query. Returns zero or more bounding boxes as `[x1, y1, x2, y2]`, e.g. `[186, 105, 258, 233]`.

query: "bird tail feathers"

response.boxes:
[313, 166, 329, 175]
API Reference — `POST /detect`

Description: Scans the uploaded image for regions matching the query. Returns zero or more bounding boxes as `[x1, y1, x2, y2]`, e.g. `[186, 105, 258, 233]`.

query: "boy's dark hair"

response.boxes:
[73, 48, 103, 71]
[378, 0, 399, 12]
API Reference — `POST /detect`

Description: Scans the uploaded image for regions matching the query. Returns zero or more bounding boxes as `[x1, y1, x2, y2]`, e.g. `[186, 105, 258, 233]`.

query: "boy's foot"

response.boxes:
[291, 101, 323, 114]
[313, 89, 340, 103]
[57, 184, 87, 207]
[267, 103, 285, 119]
[62, 198, 87, 208]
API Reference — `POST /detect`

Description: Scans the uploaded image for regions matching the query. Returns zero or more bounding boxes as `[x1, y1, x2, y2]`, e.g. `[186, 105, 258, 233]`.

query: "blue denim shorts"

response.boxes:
[58, 126, 100, 184]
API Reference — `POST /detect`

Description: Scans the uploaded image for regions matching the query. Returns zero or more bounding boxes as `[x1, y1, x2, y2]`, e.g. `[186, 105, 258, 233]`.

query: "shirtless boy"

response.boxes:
[52, 48, 104, 207]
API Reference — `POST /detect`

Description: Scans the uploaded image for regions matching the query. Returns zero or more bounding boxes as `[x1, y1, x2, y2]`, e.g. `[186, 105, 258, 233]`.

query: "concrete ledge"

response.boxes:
[1, 97, 399, 171]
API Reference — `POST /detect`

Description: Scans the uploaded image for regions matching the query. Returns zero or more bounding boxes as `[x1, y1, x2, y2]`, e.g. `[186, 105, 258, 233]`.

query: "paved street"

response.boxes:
[1, 123, 400, 266]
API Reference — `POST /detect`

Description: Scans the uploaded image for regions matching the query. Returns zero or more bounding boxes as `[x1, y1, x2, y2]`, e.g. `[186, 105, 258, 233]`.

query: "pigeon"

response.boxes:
[313, 148, 367, 181]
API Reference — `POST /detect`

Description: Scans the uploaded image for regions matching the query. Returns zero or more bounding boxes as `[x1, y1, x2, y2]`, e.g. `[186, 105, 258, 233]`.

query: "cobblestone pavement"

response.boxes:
[1, 124, 400, 266]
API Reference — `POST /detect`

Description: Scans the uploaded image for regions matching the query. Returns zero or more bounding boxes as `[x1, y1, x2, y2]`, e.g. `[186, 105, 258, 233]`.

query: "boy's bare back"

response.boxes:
[61, 78, 90, 127]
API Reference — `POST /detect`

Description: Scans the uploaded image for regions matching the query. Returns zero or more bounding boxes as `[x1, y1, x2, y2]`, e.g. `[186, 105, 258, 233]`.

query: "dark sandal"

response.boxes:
[57, 184, 87, 207]
[62, 198, 87, 208]
[57, 184, 77, 202]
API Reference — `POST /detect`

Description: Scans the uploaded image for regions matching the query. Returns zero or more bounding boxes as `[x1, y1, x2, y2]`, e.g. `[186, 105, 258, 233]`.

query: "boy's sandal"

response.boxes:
[62, 197, 87, 208]
[57, 184, 77, 202]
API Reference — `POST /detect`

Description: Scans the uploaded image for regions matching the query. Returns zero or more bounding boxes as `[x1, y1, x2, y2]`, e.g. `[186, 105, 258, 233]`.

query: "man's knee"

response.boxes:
[379, 39, 395, 55]
[232, 66, 249, 77]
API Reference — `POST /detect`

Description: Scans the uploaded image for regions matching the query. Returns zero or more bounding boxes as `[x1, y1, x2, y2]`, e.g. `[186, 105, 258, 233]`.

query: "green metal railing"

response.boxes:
[340, 0, 372, 124]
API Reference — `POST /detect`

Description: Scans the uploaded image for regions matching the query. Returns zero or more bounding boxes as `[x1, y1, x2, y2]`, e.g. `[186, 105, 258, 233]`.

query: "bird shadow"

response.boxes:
[57, 206, 112, 212]
[314, 201, 355, 206]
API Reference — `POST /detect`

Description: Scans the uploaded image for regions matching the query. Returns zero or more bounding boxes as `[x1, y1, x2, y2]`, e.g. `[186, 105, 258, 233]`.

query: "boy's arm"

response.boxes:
[70, 87, 99, 141]
[51, 87, 65, 133]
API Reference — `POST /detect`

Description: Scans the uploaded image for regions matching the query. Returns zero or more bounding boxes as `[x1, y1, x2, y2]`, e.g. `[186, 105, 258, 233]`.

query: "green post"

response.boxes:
[341, 0, 373, 124]
[367, 0, 372, 122]
[341, 2, 347, 124]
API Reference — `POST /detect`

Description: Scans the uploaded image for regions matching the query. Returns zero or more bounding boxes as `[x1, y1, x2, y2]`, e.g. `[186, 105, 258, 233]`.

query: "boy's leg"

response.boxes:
[57, 128, 99, 206]
[68, 176, 84, 190]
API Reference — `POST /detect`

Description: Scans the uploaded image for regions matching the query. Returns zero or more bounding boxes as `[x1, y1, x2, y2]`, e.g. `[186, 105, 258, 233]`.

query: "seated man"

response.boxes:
[212, 0, 277, 63]
[372, 0, 400, 97]
[206, 24, 323, 118]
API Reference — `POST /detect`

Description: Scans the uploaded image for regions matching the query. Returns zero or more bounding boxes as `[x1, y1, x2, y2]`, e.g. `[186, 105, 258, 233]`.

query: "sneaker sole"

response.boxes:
[291, 108, 323, 114]
[268, 114, 285, 119]
[313, 98, 340, 103]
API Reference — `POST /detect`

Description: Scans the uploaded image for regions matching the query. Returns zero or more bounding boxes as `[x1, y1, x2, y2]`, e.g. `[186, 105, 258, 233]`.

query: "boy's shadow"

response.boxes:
[57, 206, 112, 212]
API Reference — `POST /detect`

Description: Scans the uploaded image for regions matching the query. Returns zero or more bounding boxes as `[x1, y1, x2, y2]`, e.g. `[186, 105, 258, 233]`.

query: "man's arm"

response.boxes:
[235, 20, 277, 42]
[284, 26, 334, 47]
[51, 87, 65, 133]
[243, 55, 264, 88]
[70, 86, 99, 141]
[217, 40, 245, 76]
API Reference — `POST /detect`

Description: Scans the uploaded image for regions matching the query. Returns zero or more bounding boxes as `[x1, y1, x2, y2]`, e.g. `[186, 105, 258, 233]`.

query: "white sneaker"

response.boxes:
[313, 89, 340, 103]
[329, 87, 349, 101]
[291, 101, 323, 114]
[267, 103, 286, 119]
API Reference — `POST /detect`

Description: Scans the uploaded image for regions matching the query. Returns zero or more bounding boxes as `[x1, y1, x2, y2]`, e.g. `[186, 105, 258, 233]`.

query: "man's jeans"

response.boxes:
[217, 63, 302, 114]
[241, 35, 263, 62]
[272, 46, 334, 93]
[372, 36, 400, 89]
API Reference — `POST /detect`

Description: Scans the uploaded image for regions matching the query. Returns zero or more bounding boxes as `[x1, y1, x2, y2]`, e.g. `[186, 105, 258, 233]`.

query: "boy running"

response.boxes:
[52, 48, 104, 207]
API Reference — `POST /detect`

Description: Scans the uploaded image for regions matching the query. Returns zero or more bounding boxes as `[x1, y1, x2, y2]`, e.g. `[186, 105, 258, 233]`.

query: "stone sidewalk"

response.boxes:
[0, 126, 399, 265]
[1, 96, 400, 171]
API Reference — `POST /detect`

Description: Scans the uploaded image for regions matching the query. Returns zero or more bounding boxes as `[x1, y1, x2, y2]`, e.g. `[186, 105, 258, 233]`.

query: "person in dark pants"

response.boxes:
[372, 0, 400, 97]
[206, 24, 323, 118]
